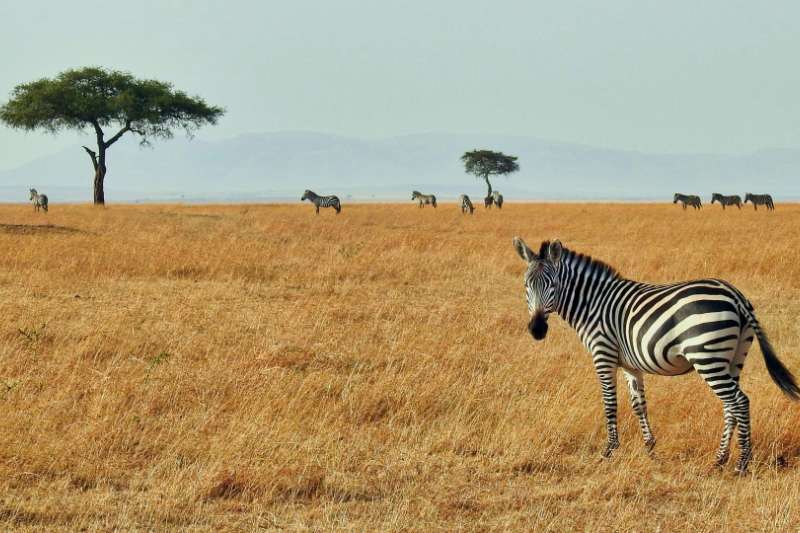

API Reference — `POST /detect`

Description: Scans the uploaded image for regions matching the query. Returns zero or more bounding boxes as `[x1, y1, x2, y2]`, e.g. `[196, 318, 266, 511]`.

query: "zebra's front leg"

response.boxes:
[595, 365, 620, 457]
[622, 369, 656, 452]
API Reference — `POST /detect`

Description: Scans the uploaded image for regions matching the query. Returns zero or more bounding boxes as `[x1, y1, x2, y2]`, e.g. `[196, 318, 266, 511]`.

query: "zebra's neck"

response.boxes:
[554, 250, 622, 332]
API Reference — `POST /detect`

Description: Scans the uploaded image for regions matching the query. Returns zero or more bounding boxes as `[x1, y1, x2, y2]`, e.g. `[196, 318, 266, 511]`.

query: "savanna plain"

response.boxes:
[1, 202, 799, 531]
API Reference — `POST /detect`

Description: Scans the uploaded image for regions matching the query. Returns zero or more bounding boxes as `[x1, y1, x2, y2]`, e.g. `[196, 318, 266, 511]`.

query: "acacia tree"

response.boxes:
[0, 67, 224, 204]
[461, 149, 520, 198]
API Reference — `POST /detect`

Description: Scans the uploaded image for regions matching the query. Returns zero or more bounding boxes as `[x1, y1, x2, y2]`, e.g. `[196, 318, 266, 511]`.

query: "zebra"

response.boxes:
[29, 188, 48, 212]
[492, 191, 504, 209]
[512, 237, 799, 473]
[484, 195, 494, 208]
[744, 193, 774, 211]
[459, 194, 475, 214]
[411, 190, 437, 208]
[301, 189, 341, 214]
[673, 193, 702, 210]
[711, 193, 742, 210]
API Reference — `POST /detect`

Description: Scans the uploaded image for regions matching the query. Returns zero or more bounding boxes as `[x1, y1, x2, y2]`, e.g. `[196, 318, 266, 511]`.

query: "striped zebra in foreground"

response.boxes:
[711, 193, 742, 210]
[411, 190, 437, 208]
[29, 188, 48, 212]
[492, 191, 504, 209]
[673, 193, 702, 210]
[513, 237, 799, 473]
[459, 194, 475, 214]
[745, 193, 774, 211]
[301, 190, 341, 214]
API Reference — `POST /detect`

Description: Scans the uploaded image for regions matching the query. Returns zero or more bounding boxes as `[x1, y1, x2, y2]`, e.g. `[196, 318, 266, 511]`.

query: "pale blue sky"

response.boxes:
[1, 0, 799, 171]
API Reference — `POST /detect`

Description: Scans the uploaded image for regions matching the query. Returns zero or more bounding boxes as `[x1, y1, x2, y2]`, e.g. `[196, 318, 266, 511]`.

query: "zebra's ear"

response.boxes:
[547, 240, 563, 264]
[513, 237, 536, 263]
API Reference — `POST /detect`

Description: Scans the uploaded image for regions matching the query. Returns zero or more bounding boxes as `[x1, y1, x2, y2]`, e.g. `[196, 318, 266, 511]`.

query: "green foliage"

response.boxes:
[0, 67, 224, 145]
[461, 149, 520, 198]
[460, 149, 520, 180]
[461, 150, 519, 179]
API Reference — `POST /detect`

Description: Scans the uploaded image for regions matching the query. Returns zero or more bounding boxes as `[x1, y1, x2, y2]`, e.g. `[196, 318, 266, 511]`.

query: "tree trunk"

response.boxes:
[93, 164, 107, 204]
[483, 175, 493, 197]
[94, 146, 107, 205]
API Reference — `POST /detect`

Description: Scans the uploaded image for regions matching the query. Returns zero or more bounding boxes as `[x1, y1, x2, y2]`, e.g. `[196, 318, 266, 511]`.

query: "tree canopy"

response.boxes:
[461, 149, 520, 197]
[0, 67, 225, 204]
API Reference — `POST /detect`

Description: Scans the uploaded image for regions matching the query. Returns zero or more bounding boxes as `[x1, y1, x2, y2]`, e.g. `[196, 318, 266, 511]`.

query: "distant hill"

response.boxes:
[1, 131, 798, 202]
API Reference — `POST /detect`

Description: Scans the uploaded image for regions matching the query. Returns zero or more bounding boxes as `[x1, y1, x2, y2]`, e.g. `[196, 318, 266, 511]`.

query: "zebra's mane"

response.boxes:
[539, 240, 620, 280]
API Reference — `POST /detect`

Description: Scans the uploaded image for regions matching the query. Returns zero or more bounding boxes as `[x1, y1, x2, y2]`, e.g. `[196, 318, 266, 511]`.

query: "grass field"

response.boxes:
[1, 202, 799, 530]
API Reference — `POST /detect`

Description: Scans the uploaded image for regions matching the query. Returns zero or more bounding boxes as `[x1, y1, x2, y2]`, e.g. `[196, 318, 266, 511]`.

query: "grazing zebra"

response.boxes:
[512, 237, 799, 473]
[411, 190, 437, 208]
[673, 193, 702, 210]
[301, 189, 341, 214]
[744, 193, 774, 211]
[492, 191, 504, 209]
[484, 195, 494, 208]
[459, 194, 475, 214]
[711, 193, 742, 210]
[29, 188, 48, 212]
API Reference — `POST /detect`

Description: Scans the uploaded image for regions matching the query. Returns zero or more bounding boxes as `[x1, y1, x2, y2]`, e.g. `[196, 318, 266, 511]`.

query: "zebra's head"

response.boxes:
[711, 193, 721, 204]
[673, 193, 679, 203]
[301, 190, 311, 201]
[29, 188, 37, 200]
[744, 193, 752, 203]
[513, 237, 563, 341]
[411, 190, 421, 200]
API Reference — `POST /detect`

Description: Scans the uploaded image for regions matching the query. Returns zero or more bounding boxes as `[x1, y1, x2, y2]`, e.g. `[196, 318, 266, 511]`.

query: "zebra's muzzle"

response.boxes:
[528, 313, 549, 340]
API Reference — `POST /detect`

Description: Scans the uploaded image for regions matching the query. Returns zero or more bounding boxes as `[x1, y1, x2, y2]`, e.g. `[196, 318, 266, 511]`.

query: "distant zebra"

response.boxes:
[673, 193, 702, 210]
[484, 196, 494, 208]
[711, 193, 742, 210]
[459, 194, 475, 214]
[513, 237, 799, 473]
[29, 188, 48, 213]
[411, 190, 437, 208]
[301, 189, 341, 214]
[492, 191, 504, 209]
[744, 193, 774, 211]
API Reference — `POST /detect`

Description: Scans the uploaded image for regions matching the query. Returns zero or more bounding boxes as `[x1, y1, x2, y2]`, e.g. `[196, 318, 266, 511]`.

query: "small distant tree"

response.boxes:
[0, 67, 224, 205]
[461, 149, 520, 198]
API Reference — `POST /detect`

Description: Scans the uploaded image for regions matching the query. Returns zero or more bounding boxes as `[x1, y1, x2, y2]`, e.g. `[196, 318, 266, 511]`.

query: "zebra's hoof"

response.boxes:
[601, 443, 619, 458]
[645, 439, 657, 453]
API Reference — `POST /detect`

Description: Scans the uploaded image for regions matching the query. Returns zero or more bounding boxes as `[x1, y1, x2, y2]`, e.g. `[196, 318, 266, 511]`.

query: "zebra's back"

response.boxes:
[600, 278, 749, 375]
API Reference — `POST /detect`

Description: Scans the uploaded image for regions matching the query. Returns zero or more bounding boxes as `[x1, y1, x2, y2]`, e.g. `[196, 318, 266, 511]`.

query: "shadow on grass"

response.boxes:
[0, 223, 84, 235]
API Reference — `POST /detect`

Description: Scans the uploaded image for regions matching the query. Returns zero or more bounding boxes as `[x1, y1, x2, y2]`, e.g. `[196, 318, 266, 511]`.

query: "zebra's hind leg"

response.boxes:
[691, 353, 752, 473]
[622, 369, 656, 452]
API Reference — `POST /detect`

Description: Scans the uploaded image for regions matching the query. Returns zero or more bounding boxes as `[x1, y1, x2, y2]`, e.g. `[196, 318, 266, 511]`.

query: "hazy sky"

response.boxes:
[1, 1, 799, 171]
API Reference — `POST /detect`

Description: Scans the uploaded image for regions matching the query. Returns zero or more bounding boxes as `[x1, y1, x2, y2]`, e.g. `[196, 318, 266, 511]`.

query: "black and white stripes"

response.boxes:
[301, 190, 341, 214]
[513, 237, 799, 473]
[459, 194, 475, 214]
[711, 193, 742, 210]
[411, 190, 437, 208]
[745, 193, 774, 211]
[673, 193, 702, 210]
[29, 188, 48, 213]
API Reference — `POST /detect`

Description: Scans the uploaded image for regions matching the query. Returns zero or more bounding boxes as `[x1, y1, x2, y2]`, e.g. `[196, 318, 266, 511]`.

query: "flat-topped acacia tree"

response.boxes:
[461, 149, 520, 198]
[0, 67, 224, 205]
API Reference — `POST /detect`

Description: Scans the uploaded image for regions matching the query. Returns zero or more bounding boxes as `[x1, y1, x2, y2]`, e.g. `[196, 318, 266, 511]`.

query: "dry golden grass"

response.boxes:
[1, 202, 800, 531]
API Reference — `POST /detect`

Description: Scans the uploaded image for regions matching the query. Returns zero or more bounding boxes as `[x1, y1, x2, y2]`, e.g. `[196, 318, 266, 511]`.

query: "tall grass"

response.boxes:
[0, 203, 798, 530]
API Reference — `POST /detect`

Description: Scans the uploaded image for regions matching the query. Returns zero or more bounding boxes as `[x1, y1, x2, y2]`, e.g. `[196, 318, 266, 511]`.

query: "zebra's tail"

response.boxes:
[739, 298, 800, 399]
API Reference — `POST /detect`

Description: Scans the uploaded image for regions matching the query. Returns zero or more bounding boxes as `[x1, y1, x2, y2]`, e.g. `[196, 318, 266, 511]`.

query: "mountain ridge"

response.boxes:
[1, 131, 798, 202]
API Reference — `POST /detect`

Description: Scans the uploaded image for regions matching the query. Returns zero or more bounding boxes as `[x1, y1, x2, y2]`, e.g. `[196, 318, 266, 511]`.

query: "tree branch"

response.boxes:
[91, 120, 104, 140]
[104, 120, 131, 148]
[82, 145, 98, 171]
